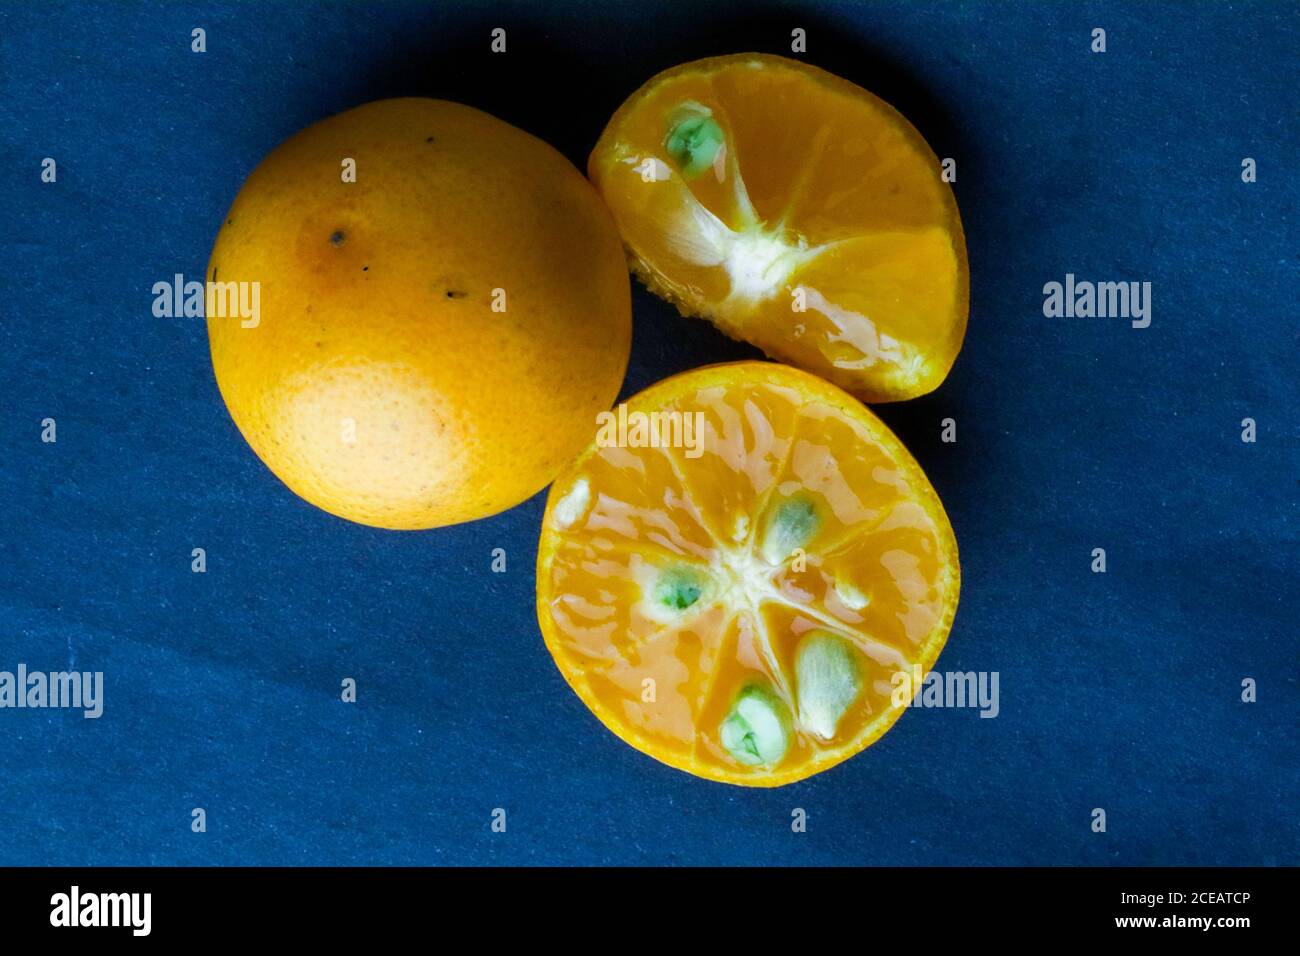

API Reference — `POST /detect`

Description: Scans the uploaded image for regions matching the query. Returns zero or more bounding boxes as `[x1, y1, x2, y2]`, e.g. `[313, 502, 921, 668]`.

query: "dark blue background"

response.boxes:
[1, 1, 1296, 866]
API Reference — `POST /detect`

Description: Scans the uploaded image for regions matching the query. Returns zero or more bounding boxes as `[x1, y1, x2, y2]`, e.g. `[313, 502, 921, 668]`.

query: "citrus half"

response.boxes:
[535, 361, 960, 786]
[589, 54, 968, 403]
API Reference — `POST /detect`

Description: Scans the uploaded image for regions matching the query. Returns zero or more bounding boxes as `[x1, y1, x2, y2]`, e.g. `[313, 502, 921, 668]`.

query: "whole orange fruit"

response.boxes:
[536, 361, 960, 786]
[207, 98, 631, 529]
[590, 54, 968, 403]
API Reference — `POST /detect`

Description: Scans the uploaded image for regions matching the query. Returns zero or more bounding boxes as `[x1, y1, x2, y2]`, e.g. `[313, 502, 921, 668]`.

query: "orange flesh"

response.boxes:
[589, 54, 969, 403]
[536, 362, 959, 786]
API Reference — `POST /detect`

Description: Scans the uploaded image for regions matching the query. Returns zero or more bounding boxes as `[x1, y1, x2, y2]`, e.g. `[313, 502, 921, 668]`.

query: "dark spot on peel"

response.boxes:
[445, 290, 467, 299]
[330, 230, 345, 246]
[362, 265, 369, 272]
[425, 136, 435, 143]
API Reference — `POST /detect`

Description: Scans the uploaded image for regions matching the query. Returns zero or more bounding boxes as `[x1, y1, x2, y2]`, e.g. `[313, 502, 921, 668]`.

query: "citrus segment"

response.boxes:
[589, 54, 968, 403]
[557, 444, 717, 560]
[536, 362, 960, 786]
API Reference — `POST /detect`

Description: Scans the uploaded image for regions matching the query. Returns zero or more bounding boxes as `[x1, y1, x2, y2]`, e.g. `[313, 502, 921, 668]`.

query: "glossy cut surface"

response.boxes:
[536, 362, 960, 786]
[590, 54, 969, 404]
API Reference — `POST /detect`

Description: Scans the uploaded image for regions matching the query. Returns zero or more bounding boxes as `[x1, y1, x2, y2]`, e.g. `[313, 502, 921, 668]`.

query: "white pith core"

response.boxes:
[716, 547, 786, 612]
[722, 229, 809, 301]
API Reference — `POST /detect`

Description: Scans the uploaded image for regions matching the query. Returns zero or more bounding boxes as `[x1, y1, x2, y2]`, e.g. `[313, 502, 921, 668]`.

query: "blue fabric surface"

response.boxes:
[1, 0, 1296, 866]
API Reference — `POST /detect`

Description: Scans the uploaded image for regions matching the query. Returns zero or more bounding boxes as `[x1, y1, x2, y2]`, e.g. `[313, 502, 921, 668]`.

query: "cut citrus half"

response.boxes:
[535, 362, 960, 786]
[589, 54, 969, 403]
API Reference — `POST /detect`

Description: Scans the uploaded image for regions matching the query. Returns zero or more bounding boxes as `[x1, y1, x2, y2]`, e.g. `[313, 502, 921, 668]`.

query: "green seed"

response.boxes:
[653, 565, 707, 611]
[760, 494, 820, 565]
[720, 685, 791, 766]
[795, 631, 861, 740]
[664, 104, 724, 179]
